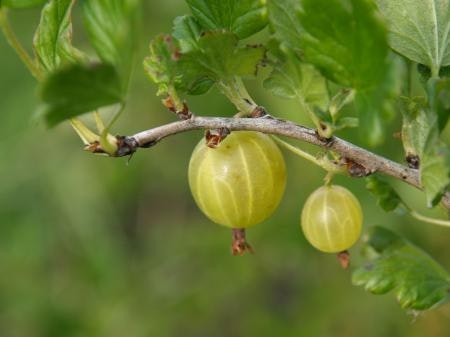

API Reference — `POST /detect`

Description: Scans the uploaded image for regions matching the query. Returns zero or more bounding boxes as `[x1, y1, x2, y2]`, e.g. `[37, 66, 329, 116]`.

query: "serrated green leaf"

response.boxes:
[376, 0, 450, 76]
[186, 0, 267, 39]
[177, 31, 265, 91]
[172, 15, 202, 53]
[33, 0, 84, 73]
[263, 53, 329, 110]
[40, 63, 123, 126]
[1, 0, 46, 8]
[299, 0, 389, 90]
[366, 176, 402, 212]
[266, 0, 302, 54]
[144, 34, 183, 97]
[82, 0, 140, 89]
[353, 226, 450, 311]
[296, 0, 391, 145]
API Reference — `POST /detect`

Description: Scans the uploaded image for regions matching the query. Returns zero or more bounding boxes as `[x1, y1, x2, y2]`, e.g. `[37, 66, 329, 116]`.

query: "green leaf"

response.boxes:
[421, 146, 450, 207]
[263, 52, 329, 110]
[297, 0, 391, 145]
[429, 77, 450, 132]
[144, 34, 183, 97]
[376, 0, 450, 76]
[172, 15, 202, 53]
[299, 0, 389, 90]
[353, 226, 450, 311]
[33, 0, 84, 73]
[82, 0, 140, 88]
[266, 0, 302, 54]
[365, 176, 402, 212]
[400, 96, 429, 160]
[1, 0, 46, 8]
[421, 80, 450, 206]
[177, 31, 265, 91]
[40, 63, 123, 126]
[185, 0, 268, 39]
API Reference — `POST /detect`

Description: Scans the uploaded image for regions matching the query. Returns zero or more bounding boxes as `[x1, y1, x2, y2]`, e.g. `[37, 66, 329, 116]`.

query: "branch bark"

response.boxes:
[117, 115, 450, 210]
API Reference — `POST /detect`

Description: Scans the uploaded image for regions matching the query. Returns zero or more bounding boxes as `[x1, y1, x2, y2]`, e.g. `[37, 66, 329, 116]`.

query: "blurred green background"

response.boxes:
[1, 2, 450, 337]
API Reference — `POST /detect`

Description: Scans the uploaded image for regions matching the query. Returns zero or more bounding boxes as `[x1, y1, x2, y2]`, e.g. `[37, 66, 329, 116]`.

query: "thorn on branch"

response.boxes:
[205, 128, 231, 148]
[250, 105, 267, 118]
[115, 136, 139, 156]
[231, 228, 254, 256]
[406, 154, 420, 169]
[344, 158, 372, 177]
[163, 96, 192, 120]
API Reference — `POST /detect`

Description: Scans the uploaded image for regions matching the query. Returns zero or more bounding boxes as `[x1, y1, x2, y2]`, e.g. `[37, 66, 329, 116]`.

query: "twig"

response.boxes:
[115, 115, 450, 210]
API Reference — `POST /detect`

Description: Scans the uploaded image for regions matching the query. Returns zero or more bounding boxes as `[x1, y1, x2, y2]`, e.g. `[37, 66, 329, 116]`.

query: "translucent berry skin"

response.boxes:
[301, 185, 363, 253]
[188, 131, 286, 228]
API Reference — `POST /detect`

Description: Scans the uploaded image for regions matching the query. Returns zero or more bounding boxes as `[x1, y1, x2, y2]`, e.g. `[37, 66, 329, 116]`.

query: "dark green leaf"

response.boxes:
[82, 0, 140, 89]
[33, 0, 84, 73]
[366, 176, 402, 212]
[266, 0, 302, 54]
[1, 0, 46, 8]
[376, 0, 450, 76]
[40, 63, 123, 126]
[299, 0, 389, 90]
[297, 0, 391, 145]
[186, 0, 268, 39]
[263, 52, 329, 110]
[353, 226, 450, 311]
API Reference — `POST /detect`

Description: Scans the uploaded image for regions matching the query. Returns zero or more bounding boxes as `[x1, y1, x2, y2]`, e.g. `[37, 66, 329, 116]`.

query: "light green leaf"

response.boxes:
[263, 53, 329, 110]
[266, 0, 302, 54]
[33, 0, 84, 73]
[186, 0, 267, 39]
[420, 80, 450, 206]
[353, 226, 450, 311]
[421, 146, 450, 207]
[82, 0, 140, 88]
[40, 63, 123, 126]
[1, 0, 46, 8]
[400, 96, 429, 161]
[376, 0, 450, 76]
[366, 176, 403, 212]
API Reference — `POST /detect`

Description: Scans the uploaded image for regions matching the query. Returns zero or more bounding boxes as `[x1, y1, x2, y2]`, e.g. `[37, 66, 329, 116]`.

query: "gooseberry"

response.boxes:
[301, 185, 363, 253]
[188, 131, 286, 228]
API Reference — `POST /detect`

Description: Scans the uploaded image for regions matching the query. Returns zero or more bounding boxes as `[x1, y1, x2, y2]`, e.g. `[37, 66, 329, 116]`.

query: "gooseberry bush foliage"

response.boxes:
[1, 0, 450, 313]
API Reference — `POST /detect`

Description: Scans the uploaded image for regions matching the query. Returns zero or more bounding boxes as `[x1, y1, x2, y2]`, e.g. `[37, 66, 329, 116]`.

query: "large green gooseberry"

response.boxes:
[188, 131, 286, 228]
[301, 185, 363, 253]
